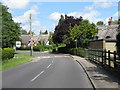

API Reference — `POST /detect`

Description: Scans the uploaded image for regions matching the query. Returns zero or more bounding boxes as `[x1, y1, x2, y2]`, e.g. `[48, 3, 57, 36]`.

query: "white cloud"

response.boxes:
[2, 0, 29, 9]
[13, 5, 41, 34]
[49, 8, 101, 25]
[13, 5, 40, 24]
[49, 12, 65, 22]
[93, 2, 113, 8]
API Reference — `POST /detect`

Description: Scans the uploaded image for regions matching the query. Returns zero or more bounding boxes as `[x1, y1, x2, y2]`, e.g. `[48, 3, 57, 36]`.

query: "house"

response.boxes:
[96, 25, 118, 40]
[89, 23, 119, 51]
[20, 30, 49, 46]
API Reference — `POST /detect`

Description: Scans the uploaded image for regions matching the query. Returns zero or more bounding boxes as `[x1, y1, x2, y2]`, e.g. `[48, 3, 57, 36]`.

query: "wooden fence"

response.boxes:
[75, 49, 120, 72]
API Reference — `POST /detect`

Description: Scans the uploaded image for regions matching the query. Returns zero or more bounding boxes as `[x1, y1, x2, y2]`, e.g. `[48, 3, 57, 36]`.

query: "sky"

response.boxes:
[1, 0, 120, 34]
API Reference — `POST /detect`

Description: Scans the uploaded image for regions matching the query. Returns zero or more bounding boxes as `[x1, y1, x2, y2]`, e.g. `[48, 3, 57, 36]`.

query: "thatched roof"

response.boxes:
[20, 34, 49, 45]
[97, 25, 118, 40]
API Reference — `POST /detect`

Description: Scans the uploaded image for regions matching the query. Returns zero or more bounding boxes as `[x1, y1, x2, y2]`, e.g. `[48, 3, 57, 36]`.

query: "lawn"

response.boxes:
[0, 53, 36, 71]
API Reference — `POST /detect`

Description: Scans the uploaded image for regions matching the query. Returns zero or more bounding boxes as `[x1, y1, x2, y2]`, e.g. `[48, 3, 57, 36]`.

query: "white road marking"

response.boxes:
[47, 64, 51, 69]
[31, 71, 44, 82]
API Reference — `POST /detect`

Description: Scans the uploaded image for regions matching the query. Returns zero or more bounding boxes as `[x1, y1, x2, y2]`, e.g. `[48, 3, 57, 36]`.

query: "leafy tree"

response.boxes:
[42, 30, 48, 34]
[112, 20, 120, 25]
[96, 21, 104, 25]
[0, 3, 2, 48]
[116, 30, 120, 57]
[2, 4, 21, 48]
[20, 29, 28, 35]
[53, 15, 83, 44]
[69, 20, 98, 48]
[118, 19, 120, 24]
[58, 15, 65, 25]
[48, 32, 54, 45]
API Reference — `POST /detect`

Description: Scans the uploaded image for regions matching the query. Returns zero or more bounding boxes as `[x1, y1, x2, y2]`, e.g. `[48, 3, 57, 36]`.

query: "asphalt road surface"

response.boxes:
[2, 51, 94, 88]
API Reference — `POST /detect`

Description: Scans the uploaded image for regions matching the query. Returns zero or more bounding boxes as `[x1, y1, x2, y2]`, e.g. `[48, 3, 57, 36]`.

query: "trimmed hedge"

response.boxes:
[16, 46, 30, 50]
[33, 45, 53, 52]
[2, 48, 15, 60]
[58, 47, 70, 53]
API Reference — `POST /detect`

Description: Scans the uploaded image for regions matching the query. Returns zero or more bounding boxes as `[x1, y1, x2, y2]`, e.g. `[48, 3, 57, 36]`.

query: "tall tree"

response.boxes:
[96, 21, 104, 25]
[48, 32, 54, 45]
[1, 4, 21, 48]
[53, 15, 83, 44]
[116, 25, 120, 57]
[112, 20, 120, 25]
[58, 15, 65, 25]
[20, 29, 28, 35]
[69, 20, 98, 48]
[43, 30, 48, 34]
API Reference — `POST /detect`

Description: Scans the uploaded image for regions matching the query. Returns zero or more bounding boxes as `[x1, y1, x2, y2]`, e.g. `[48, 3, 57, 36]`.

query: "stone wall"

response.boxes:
[89, 39, 116, 51]
[89, 39, 106, 50]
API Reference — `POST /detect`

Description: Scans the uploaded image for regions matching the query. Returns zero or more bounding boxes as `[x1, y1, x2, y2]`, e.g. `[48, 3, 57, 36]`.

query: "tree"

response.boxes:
[20, 29, 28, 35]
[69, 20, 98, 48]
[42, 30, 48, 34]
[53, 15, 83, 44]
[116, 31, 120, 57]
[48, 32, 54, 45]
[96, 21, 104, 25]
[58, 15, 65, 25]
[112, 20, 120, 25]
[2, 4, 21, 48]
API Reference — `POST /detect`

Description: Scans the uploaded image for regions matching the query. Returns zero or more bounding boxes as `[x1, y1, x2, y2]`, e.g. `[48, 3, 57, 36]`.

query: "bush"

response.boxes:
[58, 47, 70, 53]
[33, 45, 53, 52]
[2, 48, 15, 60]
[16, 46, 30, 50]
[33, 45, 41, 51]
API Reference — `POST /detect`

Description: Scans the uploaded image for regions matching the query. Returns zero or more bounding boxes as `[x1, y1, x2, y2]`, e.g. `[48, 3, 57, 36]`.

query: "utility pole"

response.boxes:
[29, 14, 33, 56]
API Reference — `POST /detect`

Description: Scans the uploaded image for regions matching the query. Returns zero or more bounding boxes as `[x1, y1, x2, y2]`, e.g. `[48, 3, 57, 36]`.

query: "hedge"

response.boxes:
[16, 46, 30, 50]
[2, 48, 15, 60]
[58, 47, 70, 54]
[58, 47, 84, 55]
[33, 45, 53, 52]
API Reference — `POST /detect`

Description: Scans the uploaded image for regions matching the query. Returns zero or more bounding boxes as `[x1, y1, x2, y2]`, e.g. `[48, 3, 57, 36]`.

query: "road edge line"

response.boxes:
[76, 60, 96, 90]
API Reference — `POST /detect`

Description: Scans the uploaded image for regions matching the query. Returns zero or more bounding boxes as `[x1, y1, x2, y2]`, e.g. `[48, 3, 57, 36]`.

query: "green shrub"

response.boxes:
[33, 45, 41, 51]
[17, 46, 30, 50]
[58, 47, 70, 53]
[2, 48, 15, 60]
[33, 45, 53, 52]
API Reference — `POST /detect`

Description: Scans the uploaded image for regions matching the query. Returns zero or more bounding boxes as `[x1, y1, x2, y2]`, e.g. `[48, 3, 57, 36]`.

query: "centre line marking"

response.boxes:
[47, 64, 51, 69]
[31, 70, 44, 82]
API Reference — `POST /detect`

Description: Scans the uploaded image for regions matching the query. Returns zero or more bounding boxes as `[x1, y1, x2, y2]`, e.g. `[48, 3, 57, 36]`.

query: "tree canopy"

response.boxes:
[96, 21, 104, 25]
[68, 20, 98, 48]
[20, 29, 28, 35]
[42, 30, 48, 34]
[53, 15, 83, 44]
[116, 25, 120, 57]
[112, 20, 120, 25]
[1, 4, 21, 48]
[48, 32, 54, 45]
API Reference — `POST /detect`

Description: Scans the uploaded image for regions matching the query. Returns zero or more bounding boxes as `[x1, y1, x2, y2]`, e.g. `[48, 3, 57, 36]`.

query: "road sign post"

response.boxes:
[30, 41, 34, 56]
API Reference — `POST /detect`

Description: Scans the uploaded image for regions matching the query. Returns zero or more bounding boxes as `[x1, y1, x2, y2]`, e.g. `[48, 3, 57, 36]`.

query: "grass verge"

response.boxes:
[0, 53, 36, 71]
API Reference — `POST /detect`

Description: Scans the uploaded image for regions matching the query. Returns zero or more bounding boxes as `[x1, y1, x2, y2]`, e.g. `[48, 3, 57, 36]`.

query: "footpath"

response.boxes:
[71, 55, 119, 89]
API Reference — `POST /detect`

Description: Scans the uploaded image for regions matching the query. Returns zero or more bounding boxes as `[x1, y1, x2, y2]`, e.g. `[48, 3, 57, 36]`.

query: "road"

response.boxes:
[2, 51, 94, 88]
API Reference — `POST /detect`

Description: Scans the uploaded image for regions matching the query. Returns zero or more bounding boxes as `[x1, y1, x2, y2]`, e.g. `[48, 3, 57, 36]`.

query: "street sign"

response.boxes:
[16, 41, 21, 48]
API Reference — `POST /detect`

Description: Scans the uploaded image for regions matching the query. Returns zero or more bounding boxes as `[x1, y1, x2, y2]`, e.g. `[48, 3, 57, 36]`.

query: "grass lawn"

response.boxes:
[0, 53, 36, 71]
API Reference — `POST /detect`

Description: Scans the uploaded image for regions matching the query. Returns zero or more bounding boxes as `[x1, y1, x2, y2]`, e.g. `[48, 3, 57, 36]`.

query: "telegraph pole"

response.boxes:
[29, 14, 33, 56]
